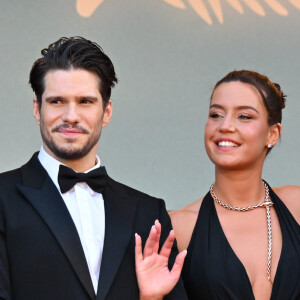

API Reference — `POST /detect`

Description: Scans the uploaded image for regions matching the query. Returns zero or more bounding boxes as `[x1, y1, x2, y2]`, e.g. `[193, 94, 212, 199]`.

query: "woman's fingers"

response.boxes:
[153, 220, 161, 253]
[136, 220, 178, 260]
[143, 225, 158, 257]
[159, 229, 176, 259]
[169, 250, 187, 280]
[135, 233, 143, 264]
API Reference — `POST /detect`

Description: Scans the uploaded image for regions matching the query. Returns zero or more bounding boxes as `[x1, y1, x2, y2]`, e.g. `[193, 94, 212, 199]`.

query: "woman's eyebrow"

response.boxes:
[209, 104, 259, 113]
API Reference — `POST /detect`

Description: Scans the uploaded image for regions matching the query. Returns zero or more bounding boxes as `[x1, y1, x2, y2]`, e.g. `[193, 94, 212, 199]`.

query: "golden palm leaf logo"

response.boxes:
[76, 0, 300, 24]
[163, 0, 300, 24]
[76, 0, 105, 17]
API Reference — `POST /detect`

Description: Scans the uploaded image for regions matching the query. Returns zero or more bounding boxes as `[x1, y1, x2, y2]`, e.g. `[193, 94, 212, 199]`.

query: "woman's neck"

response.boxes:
[213, 167, 266, 207]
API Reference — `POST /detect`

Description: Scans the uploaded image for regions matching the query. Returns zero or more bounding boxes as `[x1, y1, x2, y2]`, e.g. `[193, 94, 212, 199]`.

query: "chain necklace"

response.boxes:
[210, 182, 273, 280]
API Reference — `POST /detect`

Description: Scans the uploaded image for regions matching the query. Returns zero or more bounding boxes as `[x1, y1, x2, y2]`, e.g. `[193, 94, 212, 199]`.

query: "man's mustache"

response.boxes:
[52, 123, 89, 134]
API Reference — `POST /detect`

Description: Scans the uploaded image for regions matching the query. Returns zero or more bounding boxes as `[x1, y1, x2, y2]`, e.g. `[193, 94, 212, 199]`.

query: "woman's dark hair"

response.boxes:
[29, 36, 118, 108]
[211, 70, 286, 126]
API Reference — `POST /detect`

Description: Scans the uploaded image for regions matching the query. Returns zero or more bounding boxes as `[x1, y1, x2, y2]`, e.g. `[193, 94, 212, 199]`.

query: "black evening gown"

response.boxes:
[182, 183, 300, 300]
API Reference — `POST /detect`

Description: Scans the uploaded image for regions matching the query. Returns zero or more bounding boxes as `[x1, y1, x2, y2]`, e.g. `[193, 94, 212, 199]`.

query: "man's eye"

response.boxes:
[50, 100, 61, 104]
[81, 99, 92, 104]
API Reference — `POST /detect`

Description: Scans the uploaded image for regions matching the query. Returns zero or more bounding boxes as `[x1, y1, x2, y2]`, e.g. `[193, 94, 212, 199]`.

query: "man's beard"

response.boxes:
[40, 122, 101, 160]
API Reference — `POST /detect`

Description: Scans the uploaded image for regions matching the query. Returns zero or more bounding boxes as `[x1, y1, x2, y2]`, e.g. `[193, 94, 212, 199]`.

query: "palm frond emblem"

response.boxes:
[164, 0, 300, 24]
[77, 0, 300, 24]
[76, 0, 105, 17]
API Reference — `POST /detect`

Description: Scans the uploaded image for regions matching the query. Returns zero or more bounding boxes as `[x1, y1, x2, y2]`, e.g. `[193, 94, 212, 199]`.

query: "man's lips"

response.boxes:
[52, 124, 89, 136]
[57, 128, 84, 137]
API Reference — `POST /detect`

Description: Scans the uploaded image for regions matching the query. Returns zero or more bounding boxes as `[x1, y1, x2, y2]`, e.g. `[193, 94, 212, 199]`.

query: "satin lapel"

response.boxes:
[97, 180, 138, 300]
[17, 154, 95, 299]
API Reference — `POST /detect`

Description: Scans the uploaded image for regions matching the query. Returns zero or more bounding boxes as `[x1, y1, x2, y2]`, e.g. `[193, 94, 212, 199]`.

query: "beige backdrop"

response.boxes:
[0, 0, 299, 209]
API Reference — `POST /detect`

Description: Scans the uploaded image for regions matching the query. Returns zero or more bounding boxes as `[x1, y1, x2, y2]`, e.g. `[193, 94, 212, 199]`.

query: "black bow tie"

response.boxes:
[58, 164, 108, 194]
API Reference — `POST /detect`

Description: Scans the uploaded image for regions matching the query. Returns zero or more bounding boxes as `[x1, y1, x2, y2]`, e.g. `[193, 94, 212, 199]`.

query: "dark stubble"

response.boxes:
[40, 122, 101, 160]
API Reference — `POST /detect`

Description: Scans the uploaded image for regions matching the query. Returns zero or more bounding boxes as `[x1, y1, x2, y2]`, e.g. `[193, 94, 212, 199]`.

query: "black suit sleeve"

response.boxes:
[158, 200, 188, 300]
[0, 207, 12, 300]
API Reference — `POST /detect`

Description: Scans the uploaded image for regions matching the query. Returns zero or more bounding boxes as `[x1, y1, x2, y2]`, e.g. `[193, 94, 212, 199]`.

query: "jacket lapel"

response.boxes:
[16, 153, 95, 299]
[97, 180, 138, 300]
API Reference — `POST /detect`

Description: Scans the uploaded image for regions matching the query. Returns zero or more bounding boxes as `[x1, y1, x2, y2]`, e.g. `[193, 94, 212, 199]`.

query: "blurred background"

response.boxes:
[0, 0, 299, 209]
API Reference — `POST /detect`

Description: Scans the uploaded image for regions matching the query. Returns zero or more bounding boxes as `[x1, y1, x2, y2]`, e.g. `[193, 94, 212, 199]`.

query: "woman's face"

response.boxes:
[204, 81, 278, 170]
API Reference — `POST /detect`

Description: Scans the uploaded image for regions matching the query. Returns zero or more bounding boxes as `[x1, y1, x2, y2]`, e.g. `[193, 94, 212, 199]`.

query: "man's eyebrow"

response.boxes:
[77, 96, 99, 101]
[45, 96, 64, 102]
[44, 96, 99, 102]
[209, 104, 259, 113]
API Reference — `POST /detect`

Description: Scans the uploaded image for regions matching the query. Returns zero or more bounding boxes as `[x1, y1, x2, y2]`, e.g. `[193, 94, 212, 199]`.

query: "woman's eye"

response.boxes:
[209, 113, 222, 119]
[238, 114, 252, 120]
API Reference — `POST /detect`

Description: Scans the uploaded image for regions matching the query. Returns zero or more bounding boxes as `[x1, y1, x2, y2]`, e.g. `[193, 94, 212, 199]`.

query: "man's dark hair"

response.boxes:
[29, 36, 118, 107]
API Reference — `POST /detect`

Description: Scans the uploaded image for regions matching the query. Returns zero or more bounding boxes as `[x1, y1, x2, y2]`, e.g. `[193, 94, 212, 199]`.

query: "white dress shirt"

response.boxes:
[38, 146, 105, 294]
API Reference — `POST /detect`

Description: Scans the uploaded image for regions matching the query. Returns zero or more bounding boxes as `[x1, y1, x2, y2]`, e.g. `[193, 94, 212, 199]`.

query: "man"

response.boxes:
[0, 37, 187, 300]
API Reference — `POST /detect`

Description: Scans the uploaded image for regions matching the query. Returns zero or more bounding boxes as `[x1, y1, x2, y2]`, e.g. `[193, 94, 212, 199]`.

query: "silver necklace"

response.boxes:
[210, 182, 273, 280]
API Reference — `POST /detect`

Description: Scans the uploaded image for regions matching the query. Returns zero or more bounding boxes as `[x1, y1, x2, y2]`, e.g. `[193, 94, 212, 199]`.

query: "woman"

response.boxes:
[136, 70, 300, 300]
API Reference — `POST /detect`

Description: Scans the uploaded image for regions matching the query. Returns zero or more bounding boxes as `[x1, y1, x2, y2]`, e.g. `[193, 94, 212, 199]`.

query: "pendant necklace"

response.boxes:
[210, 182, 273, 280]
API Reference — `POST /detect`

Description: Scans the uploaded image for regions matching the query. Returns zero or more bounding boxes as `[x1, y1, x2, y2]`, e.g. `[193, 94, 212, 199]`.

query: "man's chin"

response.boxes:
[56, 151, 86, 160]
[46, 144, 88, 160]
[42, 133, 99, 161]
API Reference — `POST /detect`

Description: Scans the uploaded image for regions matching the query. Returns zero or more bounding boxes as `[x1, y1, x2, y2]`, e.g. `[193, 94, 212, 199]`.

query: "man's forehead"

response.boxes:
[41, 69, 102, 102]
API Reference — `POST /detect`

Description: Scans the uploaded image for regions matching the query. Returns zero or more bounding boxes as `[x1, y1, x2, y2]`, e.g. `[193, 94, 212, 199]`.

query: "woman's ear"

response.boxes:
[267, 123, 282, 148]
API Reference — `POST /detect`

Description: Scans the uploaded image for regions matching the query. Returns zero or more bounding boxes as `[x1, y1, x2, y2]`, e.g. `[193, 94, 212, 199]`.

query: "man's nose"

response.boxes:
[61, 103, 81, 123]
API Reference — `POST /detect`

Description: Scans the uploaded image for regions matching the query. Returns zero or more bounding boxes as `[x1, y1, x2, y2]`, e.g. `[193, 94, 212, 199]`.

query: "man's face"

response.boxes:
[33, 69, 112, 162]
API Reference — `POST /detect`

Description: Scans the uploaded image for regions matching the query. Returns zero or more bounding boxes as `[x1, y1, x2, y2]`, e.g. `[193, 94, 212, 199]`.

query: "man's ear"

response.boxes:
[33, 98, 41, 125]
[267, 123, 282, 148]
[102, 99, 112, 128]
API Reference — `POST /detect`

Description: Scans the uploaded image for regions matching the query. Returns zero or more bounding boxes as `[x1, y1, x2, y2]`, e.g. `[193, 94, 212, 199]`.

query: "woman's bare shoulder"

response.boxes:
[272, 185, 300, 224]
[169, 197, 204, 219]
[169, 197, 204, 252]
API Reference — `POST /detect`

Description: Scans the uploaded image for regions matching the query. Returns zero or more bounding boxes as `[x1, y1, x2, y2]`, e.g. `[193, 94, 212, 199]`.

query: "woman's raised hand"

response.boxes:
[135, 220, 187, 300]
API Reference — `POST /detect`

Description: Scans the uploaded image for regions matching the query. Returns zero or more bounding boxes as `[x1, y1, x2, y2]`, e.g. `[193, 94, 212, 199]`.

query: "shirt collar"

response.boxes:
[38, 146, 101, 193]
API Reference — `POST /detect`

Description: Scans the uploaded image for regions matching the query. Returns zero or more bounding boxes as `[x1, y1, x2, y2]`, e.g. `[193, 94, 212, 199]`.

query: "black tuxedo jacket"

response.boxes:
[0, 153, 187, 300]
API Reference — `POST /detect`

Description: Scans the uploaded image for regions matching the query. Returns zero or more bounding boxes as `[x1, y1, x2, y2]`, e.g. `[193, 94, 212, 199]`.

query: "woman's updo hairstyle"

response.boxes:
[211, 70, 286, 126]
